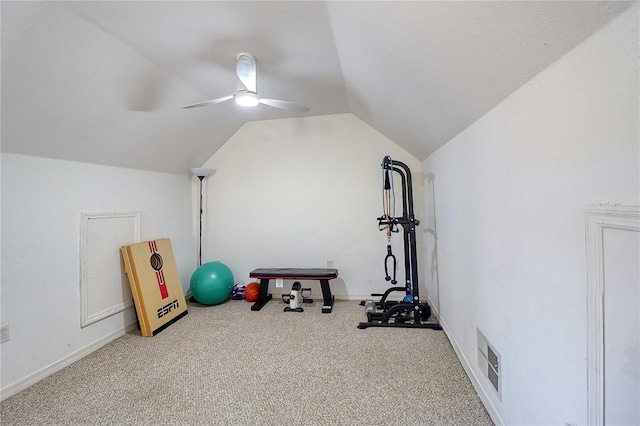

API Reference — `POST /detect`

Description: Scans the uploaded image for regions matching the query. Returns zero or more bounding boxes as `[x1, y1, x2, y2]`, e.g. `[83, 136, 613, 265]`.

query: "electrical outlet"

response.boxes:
[0, 324, 9, 343]
[327, 260, 334, 268]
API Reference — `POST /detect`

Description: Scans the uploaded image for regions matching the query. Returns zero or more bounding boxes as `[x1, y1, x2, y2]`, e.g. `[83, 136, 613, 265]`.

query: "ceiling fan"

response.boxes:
[181, 53, 310, 113]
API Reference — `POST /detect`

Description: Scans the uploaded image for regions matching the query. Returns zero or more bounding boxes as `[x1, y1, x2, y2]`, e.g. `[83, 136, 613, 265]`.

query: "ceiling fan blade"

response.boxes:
[236, 53, 257, 92]
[181, 95, 234, 109]
[259, 98, 310, 113]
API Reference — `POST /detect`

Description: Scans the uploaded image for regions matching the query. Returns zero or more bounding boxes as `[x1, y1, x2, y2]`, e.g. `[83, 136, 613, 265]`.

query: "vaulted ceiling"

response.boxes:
[1, 1, 632, 174]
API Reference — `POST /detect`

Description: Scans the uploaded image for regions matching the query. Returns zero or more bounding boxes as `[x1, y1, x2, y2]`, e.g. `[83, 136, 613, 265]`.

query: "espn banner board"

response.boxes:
[121, 239, 188, 336]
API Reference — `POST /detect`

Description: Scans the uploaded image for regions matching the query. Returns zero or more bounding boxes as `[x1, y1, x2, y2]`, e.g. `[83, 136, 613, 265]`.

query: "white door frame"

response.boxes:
[585, 204, 639, 425]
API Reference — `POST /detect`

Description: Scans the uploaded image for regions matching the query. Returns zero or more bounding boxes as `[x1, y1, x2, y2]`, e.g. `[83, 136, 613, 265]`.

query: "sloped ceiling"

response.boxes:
[1, 1, 632, 174]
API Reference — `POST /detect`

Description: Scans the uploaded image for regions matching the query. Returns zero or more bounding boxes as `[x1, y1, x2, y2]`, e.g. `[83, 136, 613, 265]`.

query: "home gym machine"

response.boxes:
[358, 156, 442, 330]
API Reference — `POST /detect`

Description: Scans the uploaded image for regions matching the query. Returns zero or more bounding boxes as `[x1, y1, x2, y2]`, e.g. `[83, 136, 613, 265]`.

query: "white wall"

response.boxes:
[200, 113, 423, 299]
[0, 153, 195, 397]
[421, 5, 638, 425]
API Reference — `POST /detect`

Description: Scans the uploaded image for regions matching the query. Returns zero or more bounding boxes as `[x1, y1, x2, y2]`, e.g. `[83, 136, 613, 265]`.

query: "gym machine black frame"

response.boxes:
[358, 156, 442, 330]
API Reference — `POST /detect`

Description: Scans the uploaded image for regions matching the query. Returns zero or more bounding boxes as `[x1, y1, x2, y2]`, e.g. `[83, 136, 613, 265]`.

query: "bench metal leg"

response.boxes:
[320, 279, 334, 313]
[251, 278, 273, 311]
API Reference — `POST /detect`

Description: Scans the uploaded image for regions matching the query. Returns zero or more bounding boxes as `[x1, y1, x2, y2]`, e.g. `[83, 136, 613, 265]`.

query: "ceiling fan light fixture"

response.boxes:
[181, 53, 309, 112]
[235, 92, 259, 107]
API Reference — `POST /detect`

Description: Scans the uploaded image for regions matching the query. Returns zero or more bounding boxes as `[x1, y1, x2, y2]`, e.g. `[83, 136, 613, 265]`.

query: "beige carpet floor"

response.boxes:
[1, 299, 492, 425]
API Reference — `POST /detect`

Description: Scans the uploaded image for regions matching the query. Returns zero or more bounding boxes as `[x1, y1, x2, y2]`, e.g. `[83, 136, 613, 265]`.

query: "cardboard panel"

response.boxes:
[121, 239, 187, 336]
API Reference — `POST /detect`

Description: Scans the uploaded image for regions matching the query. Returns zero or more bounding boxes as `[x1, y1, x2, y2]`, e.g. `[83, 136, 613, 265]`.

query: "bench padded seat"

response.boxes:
[250, 268, 338, 280]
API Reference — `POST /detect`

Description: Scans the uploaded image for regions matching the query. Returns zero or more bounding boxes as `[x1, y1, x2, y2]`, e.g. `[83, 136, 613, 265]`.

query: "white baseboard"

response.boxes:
[0, 321, 137, 401]
[334, 292, 381, 301]
[262, 291, 370, 301]
[439, 315, 504, 426]
[313, 292, 406, 302]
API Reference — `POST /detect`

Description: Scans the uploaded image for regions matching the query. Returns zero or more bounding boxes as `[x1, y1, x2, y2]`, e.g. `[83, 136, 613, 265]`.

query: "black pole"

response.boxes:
[198, 176, 205, 266]
[382, 158, 420, 301]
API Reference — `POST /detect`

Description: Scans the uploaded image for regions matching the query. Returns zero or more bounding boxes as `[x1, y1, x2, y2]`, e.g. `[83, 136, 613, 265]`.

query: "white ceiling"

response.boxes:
[1, 1, 632, 174]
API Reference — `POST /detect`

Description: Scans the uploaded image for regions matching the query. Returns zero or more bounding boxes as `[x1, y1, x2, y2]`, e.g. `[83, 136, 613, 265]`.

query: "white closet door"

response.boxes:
[603, 226, 639, 426]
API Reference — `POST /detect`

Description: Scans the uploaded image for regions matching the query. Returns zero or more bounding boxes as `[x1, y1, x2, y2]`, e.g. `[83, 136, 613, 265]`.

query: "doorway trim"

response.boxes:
[585, 204, 639, 425]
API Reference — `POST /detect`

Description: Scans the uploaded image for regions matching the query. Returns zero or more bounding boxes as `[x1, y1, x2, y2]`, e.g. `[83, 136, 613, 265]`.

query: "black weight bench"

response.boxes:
[249, 268, 339, 313]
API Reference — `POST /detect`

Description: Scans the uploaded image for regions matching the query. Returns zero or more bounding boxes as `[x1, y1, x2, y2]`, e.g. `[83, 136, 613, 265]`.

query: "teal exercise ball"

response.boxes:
[190, 261, 234, 305]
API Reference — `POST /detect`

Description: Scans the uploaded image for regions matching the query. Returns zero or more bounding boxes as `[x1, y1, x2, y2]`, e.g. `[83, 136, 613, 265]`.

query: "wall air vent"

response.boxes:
[477, 328, 501, 400]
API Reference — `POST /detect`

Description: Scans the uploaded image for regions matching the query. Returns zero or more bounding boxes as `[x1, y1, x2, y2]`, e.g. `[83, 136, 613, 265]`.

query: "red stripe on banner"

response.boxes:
[152, 241, 157, 252]
[155, 271, 169, 299]
[160, 283, 168, 299]
[148, 241, 153, 253]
